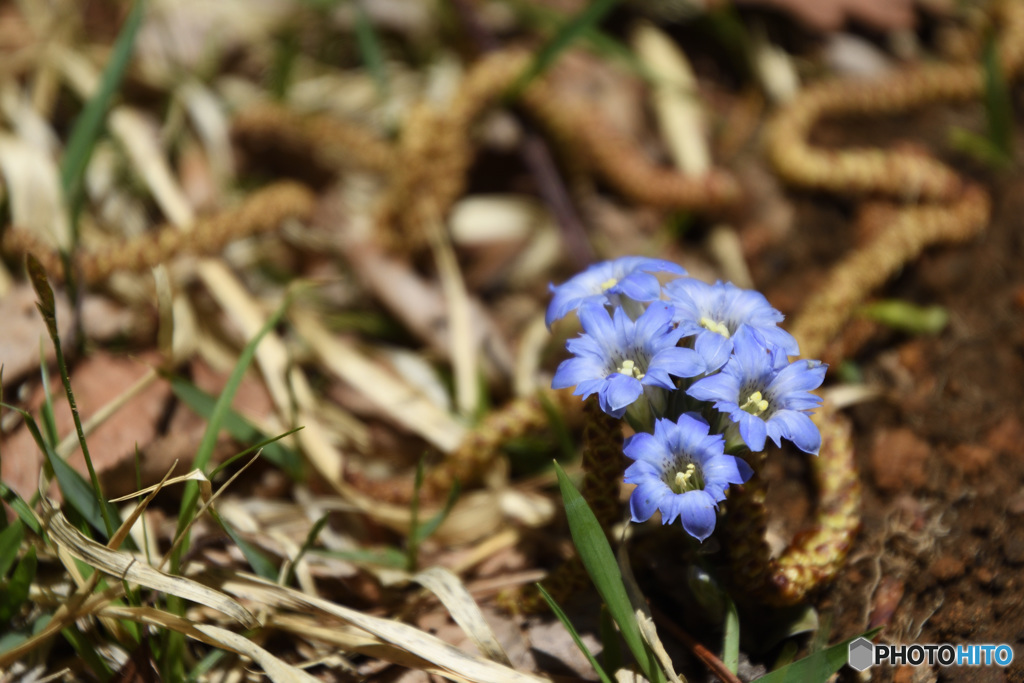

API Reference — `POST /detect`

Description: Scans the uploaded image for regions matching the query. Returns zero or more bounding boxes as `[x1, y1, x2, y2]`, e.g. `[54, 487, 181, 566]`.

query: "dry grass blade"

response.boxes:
[41, 500, 259, 628]
[292, 309, 467, 452]
[0, 133, 70, 250]
[108, 469, 212, 504]
[214, 572, 547, 683]
[632, 21, 709, 176]
[99, 605, 318, 683]
[413, 566, 512, 666]
[426, 213, 479, 418]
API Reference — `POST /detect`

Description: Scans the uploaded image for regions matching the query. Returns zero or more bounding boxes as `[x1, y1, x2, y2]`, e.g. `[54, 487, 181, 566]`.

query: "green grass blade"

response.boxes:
[0, 484, 42, 537]
[315, 547, 407, 569]
[756, 627, 882, 683]
[169, 376, 303, 480]
[0, 546, 36, 623]
[501, 0, 651, 80]
[406, 456, 426, 571]
[62, 624, 113, 680]
[413, 478, 460, 544]
[212, 511, 278, 580]
[353, 0, 388, 97]
[506, 0, 621, 100]
[553, 462, 665, 683]
[171, 295, 291, 568]
[982, 33, 1013, 159]
[0, 520, 25, 578]
[723, 595, 740, 674]
[284, 514, 328, 586]
[27, 255, 115, 538]
[38, 345, 58, 449]
[858, 300, 948, 335]
[2, 403, 125, 543]
[209, 427, 304, 479]
[60, 0, 145, 223]
[538, 583, 615, 683]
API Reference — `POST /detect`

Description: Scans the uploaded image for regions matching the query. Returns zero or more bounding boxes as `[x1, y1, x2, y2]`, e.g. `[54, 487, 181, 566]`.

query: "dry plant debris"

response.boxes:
[1, 0, 1022, 680]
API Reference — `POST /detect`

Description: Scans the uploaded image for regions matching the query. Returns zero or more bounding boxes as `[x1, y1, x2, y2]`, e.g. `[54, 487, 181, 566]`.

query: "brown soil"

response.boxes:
[749, 111, 1024, 682]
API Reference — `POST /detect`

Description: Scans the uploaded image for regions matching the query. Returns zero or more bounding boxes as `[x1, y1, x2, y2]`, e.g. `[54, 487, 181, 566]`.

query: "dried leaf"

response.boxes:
[42, 500, 259, 629]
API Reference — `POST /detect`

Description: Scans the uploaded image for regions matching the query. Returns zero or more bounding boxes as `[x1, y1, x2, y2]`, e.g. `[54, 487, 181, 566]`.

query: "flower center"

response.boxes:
[739, 390, 770, 417]
[616, 358, 645, 380]
[671, 462, 704, 494]
[699, 316, 731, 338]
[600, 277, 619, 291]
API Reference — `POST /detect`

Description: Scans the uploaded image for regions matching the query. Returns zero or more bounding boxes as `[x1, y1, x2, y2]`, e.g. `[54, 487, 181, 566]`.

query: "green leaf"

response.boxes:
[168, 377, 304, 480]
[755, 627, 882, 683]
[723, 594, 740, 674]
[413, 478, 460, 544]
[2, 403, 125, 544]
[284, 514, 328, 587]
[61, 0, 145, 222]
[172, 295, 292, 568]
[353, 0, 388, 97]
[538, 583, 614, 683]
[38, 344, 58, 449]
[506, 0, 621, 100]
[26, 255, 116, 538]
[212, 511, 278, 580]
[315, 547, 407, 569]
[553, 462, 665, 683]
[982, 33, 1013, 159]
[0, 546, 36, 622]
[62, 623, 113, 680]
[858, 300, 949, 335]
[0, 483, 42, 537]
[500, 0, 650, 80]
[0, 520, 24, 579]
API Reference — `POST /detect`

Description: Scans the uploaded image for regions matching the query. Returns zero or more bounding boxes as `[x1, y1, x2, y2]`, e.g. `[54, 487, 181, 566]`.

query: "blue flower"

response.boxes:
[666, 278, 799, 371]
[623, 414, 753, 542]
[551, 301, 705, 419]
[546, 256, 687, 327]
[687, 327, 826, 454]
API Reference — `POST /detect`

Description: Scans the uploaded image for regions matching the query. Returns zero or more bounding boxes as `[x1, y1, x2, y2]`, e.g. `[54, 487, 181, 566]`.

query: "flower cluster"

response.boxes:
[549, 257, 826, 542]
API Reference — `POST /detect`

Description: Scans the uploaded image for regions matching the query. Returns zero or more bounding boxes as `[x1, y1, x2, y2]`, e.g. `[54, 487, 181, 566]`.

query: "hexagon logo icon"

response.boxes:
[848, 637, 875, 672]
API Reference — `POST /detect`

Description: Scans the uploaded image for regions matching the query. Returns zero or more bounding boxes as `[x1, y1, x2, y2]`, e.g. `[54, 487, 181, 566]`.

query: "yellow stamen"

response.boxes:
[672, 463, 702, 493]
[699, 316, 731, 338]
[616, 359, 645, 380]
[600, 277, 618, 291]
[740, 390, 770, 416]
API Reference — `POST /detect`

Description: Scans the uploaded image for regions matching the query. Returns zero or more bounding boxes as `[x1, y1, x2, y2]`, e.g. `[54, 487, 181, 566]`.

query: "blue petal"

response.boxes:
[614, 272, 663, 302]
[623, 431, 671, 465]
[630, 479, 670, 522]
[573, 378, 605, 400]
[768, 359, 827, 397]
[770, 410, 822, 455]
[759, 326, 801, 356]
[702, 453, 753, 490]
[665, 490, 718, 542]
[694, 332, 733, 373]
[649, 346, 705, 381]
[687, 372, 738, 404]
[729, 326, 773, 378]
[735, 411, 768, 452]
[599, 374, 643, 415]
[578, 302, 619, 356]
[551, 357, 604, 390]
